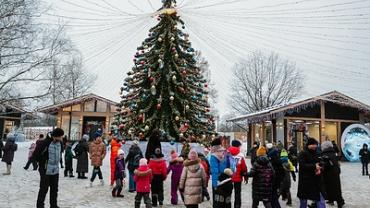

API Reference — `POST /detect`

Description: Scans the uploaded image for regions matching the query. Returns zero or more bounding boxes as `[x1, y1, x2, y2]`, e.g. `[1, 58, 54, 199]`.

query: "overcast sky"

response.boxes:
[45, 0, 370, 117]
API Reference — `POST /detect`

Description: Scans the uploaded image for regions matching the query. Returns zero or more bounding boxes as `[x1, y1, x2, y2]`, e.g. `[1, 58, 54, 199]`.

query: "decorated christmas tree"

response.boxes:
[113, 0, 215, 142]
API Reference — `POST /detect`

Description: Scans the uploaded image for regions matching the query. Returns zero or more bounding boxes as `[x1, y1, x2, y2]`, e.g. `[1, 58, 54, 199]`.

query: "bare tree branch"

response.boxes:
[229, 51, 304, 114]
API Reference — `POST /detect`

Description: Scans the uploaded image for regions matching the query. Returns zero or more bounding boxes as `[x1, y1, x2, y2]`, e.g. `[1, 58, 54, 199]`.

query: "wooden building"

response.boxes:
[0, 103, 25, 140]
[227, 91, 370, 151]
[38, 94, 119, 140]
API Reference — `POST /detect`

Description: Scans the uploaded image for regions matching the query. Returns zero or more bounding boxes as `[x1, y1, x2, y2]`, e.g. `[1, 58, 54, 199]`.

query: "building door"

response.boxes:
[83, 116, 106, 141]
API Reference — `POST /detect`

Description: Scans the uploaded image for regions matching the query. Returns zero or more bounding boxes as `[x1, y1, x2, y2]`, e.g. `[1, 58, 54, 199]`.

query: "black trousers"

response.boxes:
[64, 159, 73, 176]
[151, 175, 164, 206]
[91, 166, 103, 182]
[252, 200, 273, 208]
[24, 160, 38, 170]
[37, 173, 59, 208]
[234, 182, 242, 208]
[135, 192, 152, 208]
[186, 205, 199, 208]
[362, 162, 368, 175]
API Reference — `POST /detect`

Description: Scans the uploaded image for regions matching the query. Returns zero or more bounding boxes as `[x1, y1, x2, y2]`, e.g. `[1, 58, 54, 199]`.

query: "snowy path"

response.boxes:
[0, 142, 368, 208]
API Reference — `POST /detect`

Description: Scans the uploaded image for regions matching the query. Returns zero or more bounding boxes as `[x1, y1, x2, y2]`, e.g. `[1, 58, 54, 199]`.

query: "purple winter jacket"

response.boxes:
[115, 157, 126, 180]
[167, 157, 184, 181]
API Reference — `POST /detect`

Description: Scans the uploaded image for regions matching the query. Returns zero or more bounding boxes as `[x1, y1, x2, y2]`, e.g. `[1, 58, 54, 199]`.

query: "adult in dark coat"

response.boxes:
[248, 142, 259, 165]
[74, 134, 89, 179]
[0, 137, 3, 158]
[145, 129, 161, 161]
[2, 133, 18, 175]
[266, 144, 284, 208]
[359, 143, 369, 175]
[31, 128, 64, 208]
[248, 146, 274, 208]
[125, 140, 143, 192]
[321, 141, 345, 208]
[297, 138, 325, 208]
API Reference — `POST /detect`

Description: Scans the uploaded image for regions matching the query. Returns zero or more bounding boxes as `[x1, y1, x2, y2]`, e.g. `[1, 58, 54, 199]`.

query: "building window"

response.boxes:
[96, 100, 107, 112]
[63, 107, 71, 112]
[84, 101, 95, 112]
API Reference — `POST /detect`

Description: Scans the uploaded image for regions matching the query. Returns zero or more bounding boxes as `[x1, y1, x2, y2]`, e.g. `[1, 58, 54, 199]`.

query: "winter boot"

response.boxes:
[3, 164, 11, 175]
[81, 173, 88, 179]
[116, 187, 124, 198]
[135, 202, 141, 208]
[112, 188, 117, 197]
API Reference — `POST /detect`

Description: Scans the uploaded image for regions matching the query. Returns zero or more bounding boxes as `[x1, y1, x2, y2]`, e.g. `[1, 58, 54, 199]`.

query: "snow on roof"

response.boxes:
[227, 91, 370, 123]
[37, 93, 119, 113]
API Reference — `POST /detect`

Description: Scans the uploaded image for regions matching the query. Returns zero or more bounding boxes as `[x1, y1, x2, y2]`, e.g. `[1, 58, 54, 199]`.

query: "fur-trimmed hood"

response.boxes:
[134, 166, 152, 176]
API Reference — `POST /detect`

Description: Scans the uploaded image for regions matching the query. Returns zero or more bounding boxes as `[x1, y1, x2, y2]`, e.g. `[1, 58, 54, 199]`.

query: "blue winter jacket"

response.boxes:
[210, 154, 228, 188]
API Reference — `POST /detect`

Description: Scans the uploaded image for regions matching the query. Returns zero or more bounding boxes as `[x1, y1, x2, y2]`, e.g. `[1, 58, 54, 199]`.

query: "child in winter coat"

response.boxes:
[213, 168, 234, 208]
[148, 148, 167, 207]
[89, 132, 107, 186]
[24, 142, 37, 170]
[134, 158, 153, 208]
[248, 146, 274, 208]
[2, 133, 18, 175]
[167, 150, 184, 205]
[64, 140, 74, 177]
[280, 149, 295, 206]
[179, 150, 207, 208]
[112, 149, 126, 197]
[227, 140, 248, 208]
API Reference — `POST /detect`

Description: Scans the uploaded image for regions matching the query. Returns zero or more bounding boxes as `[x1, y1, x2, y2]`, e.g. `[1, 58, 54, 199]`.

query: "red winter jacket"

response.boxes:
[228, 146, 248, 183]
[148, 158, 167, 180]
[134, 165, 152, 193]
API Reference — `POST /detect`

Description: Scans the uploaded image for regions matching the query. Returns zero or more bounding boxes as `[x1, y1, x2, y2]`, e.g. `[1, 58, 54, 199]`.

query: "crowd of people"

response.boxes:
[3, 128, 370, 208]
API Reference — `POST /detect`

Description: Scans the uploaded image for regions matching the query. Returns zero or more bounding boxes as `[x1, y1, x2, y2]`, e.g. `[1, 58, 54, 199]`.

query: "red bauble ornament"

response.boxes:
[156, 103, 161, 110]
[157, 17, 161, 21]
[138, 114, 144, 121]
[149, 77, 154, 82]
[184, 123, 189, 128]
[121, 140, 126, 145]
[182, 70, 187, 75]
[205, 84, 208, 88]
[140, 60, 145, 64]
[172, 47, 176, 52]
[119, 124, 125, 129]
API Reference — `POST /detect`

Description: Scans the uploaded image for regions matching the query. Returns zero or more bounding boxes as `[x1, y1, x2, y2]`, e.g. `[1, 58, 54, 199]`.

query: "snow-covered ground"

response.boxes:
[0, 142, 368, 208]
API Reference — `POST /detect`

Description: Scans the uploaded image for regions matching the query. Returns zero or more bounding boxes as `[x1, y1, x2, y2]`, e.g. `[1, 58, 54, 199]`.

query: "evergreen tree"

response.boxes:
[113, 0, 215, 141]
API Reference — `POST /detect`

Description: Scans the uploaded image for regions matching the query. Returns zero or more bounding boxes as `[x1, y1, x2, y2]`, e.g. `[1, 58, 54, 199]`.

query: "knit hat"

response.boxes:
[118, 149, 125, 156]
[139, 158, 147, 166]
[321, 141, 333, 152]
[211, 137, 225, 152]
[256, 146, 267, 157]
[266, 143, 273, 149]
[231, 140, 242, 147]
[224, 168, 233, 177]
[171, 150, 178, 160]
[82, 134, 89, 141]
[306, 138, 318, 146]
[94, 131, 102, 138]
[51, 128, 64, 137]
[188, 149, 198, 161]
[6, 133, 15, 142]
[280, 149, 288, 157]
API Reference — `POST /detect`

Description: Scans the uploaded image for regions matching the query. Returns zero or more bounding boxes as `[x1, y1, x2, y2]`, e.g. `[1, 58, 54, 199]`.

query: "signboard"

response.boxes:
[341, 124, 370, 162]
